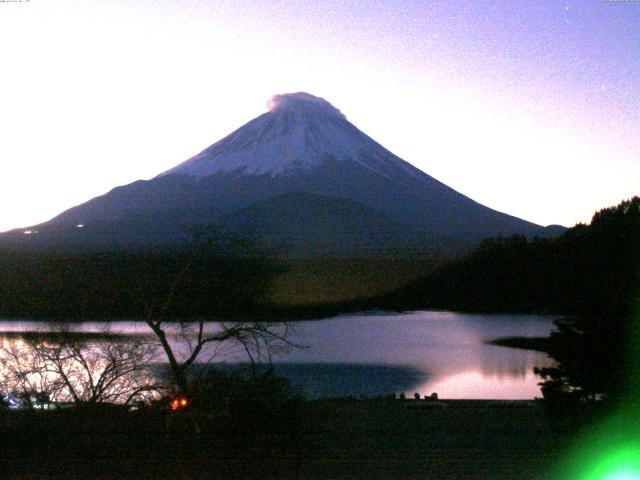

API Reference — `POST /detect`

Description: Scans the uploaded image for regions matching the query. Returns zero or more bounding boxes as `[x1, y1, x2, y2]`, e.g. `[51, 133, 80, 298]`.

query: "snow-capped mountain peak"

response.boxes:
[266, 92, 346, 119]
[159, 92, 417, 179]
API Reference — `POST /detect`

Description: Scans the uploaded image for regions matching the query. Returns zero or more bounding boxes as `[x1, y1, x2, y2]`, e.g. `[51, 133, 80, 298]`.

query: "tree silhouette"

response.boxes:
[535, 197, 640, 403]
[0, 330, 158, 406]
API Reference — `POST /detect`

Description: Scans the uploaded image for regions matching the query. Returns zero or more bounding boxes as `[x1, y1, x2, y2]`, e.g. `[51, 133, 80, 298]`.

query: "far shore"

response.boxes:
[487, 336, 550, 352]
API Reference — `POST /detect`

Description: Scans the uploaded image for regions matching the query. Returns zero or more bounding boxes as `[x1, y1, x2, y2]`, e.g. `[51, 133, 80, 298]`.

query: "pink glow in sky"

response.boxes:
[0, 0, 638, 232]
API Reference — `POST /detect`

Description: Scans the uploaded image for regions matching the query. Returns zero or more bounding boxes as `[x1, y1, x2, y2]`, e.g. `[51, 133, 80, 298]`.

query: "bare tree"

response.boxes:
[135, 238, 300, 396]
[145, 319, 296, 395]
[0, 331, 160, 407]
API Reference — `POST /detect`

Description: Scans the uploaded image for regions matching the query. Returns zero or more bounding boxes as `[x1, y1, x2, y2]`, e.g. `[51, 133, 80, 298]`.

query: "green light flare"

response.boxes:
[554, 301, 640, 480]
[556, 416, 640, 478]
[584, 446, 640, 480]
[602, 470, 640, 480]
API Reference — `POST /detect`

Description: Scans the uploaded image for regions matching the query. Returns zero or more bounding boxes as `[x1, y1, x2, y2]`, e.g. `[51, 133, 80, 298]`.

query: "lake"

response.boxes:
[0, 311, 556, 400]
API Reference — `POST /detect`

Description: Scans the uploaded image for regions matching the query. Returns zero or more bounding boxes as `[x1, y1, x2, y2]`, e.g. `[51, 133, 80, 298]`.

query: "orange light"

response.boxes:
[171, 399, 179, 410]
[180, 398, 188, 407]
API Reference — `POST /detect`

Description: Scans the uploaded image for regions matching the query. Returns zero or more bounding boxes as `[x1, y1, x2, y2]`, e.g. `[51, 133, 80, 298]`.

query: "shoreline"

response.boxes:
[487, 336, 550, 352]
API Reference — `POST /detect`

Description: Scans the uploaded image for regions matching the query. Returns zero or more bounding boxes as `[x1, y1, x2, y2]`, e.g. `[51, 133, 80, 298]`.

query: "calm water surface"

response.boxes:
[0, 311, 556, 399]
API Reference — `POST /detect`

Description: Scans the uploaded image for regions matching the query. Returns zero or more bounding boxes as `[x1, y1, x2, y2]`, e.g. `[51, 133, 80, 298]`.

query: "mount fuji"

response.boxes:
[2, 92, 558, 254]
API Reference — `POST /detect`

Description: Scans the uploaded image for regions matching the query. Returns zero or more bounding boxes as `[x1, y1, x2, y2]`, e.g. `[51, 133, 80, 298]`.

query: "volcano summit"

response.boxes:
[2, 92, 556, 254]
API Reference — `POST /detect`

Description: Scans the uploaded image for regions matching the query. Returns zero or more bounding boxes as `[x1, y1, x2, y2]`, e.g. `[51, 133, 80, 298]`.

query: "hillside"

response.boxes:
[379, 196, 640, 316]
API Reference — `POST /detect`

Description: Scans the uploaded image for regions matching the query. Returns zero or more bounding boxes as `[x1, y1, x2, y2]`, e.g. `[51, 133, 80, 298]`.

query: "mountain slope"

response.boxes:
[0, 92, 558, 253]
[213, 191, 427, 256]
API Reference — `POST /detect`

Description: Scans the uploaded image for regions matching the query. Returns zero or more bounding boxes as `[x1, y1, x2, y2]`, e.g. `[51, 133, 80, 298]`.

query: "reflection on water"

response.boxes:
[0, 311, 556, 400]
[216, 363, 428, 399]
[279, 312, 555, 399]
[419, 369, 543, 400]
[479, 347, 541, 379]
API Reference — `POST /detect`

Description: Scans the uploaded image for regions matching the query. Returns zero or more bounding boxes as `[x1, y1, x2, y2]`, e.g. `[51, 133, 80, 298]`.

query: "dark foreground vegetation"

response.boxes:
[1, 383, 587, 480]
[0, 370, 306, 480]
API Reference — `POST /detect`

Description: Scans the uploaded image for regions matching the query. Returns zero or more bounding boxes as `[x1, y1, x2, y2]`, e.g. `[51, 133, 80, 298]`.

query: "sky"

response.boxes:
[1, 0, 638, 232]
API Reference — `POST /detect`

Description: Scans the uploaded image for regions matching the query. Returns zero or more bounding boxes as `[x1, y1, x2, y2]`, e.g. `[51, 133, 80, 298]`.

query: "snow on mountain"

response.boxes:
[160, 92, 422, 181]
[0, 91, 558, 253]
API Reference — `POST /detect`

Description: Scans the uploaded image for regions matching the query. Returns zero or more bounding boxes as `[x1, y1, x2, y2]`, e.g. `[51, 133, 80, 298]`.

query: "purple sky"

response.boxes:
[0, 0, 638, 231]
